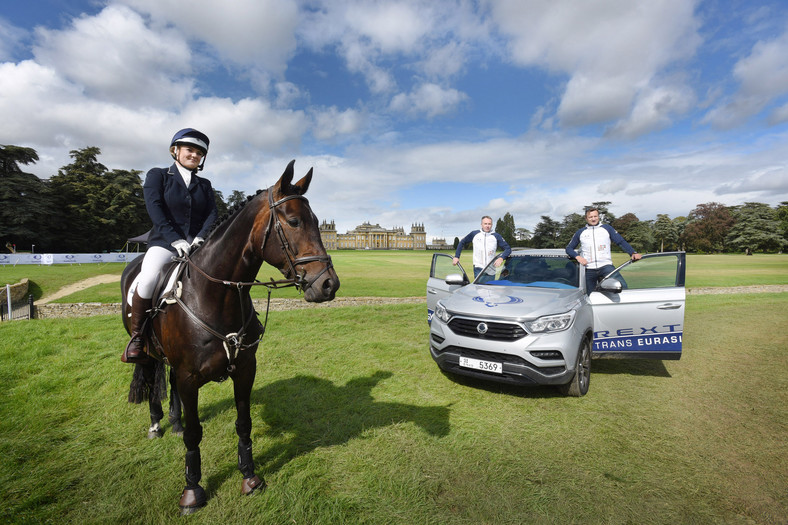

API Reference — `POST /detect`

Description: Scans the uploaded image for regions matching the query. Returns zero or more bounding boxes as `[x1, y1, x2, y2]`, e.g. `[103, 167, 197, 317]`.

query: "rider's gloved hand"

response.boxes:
[190, 237, 204, 249]
[171, 239, 191, 257]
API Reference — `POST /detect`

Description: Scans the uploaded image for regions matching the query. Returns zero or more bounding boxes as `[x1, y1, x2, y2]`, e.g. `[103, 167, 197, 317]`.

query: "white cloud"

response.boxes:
[703, 25, 788, 128]
[606, 84, 696, 138]
[116, 0, 299, 74]
[389, 83, 468, 118]
[344, 2, 432, 53]
[311, 106, 366, 140]
[769, 102, 788, 125]
[33, 5, 193, 108]
[489, 0, 701, 132]
[0, 17, 26, 61]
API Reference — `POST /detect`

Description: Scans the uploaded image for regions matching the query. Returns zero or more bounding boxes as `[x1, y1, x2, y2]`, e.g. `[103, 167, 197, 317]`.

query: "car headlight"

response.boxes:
[525, 310, 576, 333]
[435, 301, 450, 323]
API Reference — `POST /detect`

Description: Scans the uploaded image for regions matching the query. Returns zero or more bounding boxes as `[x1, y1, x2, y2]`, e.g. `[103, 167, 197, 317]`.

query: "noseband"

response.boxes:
[262, 186, 333, 293]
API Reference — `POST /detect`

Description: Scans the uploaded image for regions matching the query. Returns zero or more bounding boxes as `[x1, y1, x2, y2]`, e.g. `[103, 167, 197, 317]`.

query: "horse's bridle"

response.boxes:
[161, 185, 335, 376]
[262, 187, 333, 293]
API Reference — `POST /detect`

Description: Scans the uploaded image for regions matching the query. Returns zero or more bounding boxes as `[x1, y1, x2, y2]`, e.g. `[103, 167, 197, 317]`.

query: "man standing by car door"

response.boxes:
[453, 216, 512, 278]
[566, 207, 642, 294]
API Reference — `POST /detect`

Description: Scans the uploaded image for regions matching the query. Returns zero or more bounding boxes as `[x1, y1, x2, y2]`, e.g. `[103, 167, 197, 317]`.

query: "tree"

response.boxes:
[0, 145, 56, 251]
[611, 213, 639, 239]
[514, 227, 532, 247]
[48, 147, 147, 252]
[673, 216, 688, 251]
[102, 169, 150, 247]
[531, 215, 562, 248]
[495, 212, 516, 246]
[725, 202, 786, 253]
[0, 145, 39, 172]
[213, 190, 228, 218]
[557, 213, 586, 247]
[611, 213, 654, 252]
[625, 219, 655, 253]
[590, 201, 615, 224]
[453, 237, 460, 250]
[776, 202, 788, 247]
[683, 202, 735, 253]
[653, 214, 678, 252]
[227, 190, 247, 209]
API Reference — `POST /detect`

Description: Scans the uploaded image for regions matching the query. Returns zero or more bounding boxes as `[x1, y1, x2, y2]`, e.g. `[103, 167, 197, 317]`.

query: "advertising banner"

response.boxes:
[0, 252, 144, 265]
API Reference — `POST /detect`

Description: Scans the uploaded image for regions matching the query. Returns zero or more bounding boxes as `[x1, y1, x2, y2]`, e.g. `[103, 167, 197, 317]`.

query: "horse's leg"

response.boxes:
[168, 368, 184, 436]
[234, 361, 266, 495]
[176, 377, 206, 515]
[129, 362, 164, 438]
[145, 361, 164, 438]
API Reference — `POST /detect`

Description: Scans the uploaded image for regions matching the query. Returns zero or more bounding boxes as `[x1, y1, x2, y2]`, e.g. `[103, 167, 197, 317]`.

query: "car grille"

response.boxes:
[448, 317, 527, 341]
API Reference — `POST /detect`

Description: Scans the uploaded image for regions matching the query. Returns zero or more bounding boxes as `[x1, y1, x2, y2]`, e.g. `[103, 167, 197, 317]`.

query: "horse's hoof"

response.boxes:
[241, 475, 266, 496]
[147, 423, 163, 439]
[179, 486, 207, 515]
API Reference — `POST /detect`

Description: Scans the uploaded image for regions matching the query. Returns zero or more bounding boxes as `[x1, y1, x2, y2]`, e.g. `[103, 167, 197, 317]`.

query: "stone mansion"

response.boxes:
[319, 220, 449, 250]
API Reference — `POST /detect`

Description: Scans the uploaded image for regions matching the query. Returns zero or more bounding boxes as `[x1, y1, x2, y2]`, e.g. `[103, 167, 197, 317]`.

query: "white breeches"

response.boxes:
[130, 246, 176, 299]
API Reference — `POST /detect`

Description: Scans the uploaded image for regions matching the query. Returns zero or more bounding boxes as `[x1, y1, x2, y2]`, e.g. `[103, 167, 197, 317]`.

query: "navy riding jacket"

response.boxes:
[143, 163, 218, 251]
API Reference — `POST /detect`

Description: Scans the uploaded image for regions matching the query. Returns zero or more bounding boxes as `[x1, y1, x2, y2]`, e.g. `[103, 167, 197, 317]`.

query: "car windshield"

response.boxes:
[475, 254, 579, 289]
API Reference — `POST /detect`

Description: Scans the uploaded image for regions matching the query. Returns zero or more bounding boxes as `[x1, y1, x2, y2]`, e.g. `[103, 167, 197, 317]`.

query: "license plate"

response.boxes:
[459, 356, 502, 374]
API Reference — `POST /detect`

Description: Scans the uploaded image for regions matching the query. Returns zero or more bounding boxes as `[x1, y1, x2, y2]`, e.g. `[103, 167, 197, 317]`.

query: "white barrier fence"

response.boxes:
[0, 252, 144, 265]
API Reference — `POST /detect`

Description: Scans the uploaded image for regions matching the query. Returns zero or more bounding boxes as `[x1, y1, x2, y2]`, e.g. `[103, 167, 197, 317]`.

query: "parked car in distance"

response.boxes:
[427, 249, 686, 396]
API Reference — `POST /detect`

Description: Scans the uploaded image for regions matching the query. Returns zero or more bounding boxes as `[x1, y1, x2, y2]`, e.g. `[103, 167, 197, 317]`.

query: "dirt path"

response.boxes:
[32, 281, 788, 318]
[38, 274, 120, 304]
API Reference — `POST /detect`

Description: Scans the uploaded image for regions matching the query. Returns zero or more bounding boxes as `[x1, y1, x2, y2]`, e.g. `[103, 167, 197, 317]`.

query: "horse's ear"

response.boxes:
[276, 160, 296, 194]
[293, 167, 313, 195]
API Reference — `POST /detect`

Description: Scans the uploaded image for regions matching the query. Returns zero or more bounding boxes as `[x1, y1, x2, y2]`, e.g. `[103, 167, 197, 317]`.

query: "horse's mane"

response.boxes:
[204, 188, 266, 243]
[203, 179, 308, 244]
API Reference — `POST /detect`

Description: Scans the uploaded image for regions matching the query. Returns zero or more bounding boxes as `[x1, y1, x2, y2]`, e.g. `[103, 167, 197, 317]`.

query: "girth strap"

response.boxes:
[169, 293, 262, 372]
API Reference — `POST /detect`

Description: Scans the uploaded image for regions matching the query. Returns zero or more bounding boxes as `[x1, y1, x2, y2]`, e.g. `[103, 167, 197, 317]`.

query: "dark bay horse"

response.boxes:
[121, 160, 339, 514]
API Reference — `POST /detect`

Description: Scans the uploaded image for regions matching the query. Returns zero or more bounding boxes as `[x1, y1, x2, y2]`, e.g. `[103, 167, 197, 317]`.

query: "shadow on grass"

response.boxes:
[591, 358, 671, 377]
[254, 371, 450, 471]
[438, 371, 566, 398]
[201, 371, 450, 493]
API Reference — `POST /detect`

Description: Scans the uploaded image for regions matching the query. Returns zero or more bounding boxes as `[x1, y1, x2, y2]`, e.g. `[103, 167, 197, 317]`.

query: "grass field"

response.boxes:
[0, 253, 786, 523]
[1, 251, 787, 304]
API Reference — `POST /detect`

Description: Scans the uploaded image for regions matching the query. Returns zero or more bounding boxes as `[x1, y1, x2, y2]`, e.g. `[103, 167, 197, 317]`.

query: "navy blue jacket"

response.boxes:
[143, 163, 218, 251]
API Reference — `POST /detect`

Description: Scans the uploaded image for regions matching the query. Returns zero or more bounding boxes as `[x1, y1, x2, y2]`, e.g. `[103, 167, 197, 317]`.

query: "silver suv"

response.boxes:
[427, 249, 686, 396]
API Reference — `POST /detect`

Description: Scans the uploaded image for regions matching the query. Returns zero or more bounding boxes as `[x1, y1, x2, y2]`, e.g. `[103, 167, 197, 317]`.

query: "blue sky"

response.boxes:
[1, 0, 787, 243]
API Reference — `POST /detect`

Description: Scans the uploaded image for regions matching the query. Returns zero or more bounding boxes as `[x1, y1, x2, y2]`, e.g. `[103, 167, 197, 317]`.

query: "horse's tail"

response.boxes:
[128, 360, 168, 404]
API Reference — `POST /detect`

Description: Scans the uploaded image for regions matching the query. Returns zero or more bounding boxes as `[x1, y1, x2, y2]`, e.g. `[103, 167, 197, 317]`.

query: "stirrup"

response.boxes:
[121, 334, 148, 363]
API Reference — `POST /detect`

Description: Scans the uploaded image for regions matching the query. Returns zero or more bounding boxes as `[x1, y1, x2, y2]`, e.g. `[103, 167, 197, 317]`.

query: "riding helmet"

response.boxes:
[170, 128, 210, 155]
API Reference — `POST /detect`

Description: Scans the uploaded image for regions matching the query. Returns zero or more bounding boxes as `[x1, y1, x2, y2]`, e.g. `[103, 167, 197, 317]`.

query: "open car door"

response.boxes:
[427, 253, 469, 324]
[589, 252, 686, 359]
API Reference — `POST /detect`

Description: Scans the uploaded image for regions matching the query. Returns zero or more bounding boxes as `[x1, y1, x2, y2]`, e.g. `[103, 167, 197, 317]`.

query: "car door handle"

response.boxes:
[428, 289, 437, 294]
[657, 303, 682, 310]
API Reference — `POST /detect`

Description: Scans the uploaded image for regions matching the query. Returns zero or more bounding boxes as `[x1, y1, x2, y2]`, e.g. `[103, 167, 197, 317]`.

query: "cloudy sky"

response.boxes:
[2, 0, 787, 242]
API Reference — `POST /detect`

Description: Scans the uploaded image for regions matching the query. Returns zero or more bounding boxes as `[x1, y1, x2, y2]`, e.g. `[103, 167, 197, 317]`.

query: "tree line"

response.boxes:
[472, 201, 788, 254]
[0, 145, 250, 253]
[3, 144, 786, 254]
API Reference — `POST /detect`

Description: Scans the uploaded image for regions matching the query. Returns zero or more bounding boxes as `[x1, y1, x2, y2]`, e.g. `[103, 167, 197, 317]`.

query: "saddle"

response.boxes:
[124, 260, 189, 364]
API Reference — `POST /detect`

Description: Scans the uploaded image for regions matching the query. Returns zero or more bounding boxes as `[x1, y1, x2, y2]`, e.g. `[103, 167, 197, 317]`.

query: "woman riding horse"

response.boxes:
[122, 158, 339, 514]
[124, 128, 218, 362]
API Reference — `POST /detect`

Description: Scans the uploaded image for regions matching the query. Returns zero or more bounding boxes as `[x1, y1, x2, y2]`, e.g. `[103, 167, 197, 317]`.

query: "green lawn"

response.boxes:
[0, 292, 786, 523]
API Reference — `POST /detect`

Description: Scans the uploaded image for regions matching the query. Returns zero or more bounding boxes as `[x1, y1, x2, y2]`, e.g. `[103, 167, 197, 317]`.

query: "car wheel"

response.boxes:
[558, 337, 591, 397]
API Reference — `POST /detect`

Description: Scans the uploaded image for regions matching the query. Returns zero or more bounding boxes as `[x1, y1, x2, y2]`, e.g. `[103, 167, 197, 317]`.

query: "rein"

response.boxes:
[163, 185, 334, 377]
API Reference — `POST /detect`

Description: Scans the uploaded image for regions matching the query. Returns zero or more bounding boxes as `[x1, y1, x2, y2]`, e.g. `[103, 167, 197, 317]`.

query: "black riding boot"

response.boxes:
[123, 291, 152, 362]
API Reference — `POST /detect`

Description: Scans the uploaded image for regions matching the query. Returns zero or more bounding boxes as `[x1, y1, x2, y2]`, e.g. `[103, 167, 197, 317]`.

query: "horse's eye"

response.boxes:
[287, 218, 300, 228]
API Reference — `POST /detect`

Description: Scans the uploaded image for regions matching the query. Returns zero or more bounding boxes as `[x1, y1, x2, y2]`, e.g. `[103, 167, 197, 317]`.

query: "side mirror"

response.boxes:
[445, 273, 467, 286]
[599, 277, 623, 293]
